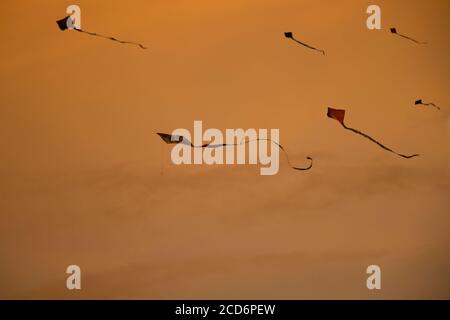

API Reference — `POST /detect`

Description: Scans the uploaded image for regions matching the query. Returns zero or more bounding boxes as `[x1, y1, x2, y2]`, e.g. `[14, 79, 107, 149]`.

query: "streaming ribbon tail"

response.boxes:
[396, 33, 427, 45]
[240, 138, 313, 171]
[341, 123, 419, 159]
[166, 135, 313, 171]
[292, 38, 325, 55]
[191, 142, 213, 148]
[426, 103, 440, 110]
[74, 28, 147, 49]
[288, 155, 313, 171]
[198, 138, 313, 171]
[265, 139, 313, 171]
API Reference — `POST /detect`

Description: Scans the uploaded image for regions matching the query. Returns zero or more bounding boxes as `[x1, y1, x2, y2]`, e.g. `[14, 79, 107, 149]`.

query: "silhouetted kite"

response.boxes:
[327, 107, 419, 159]
[56, 16, 147, 49]
[414, 99, 440, 110]
[390, 27, 427, 45]
[156, 133, 313, 171]
[284, 32, 325, 55]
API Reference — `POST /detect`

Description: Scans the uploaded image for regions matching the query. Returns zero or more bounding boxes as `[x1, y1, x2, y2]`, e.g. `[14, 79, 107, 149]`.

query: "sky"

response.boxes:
[0, 0, 449, 299]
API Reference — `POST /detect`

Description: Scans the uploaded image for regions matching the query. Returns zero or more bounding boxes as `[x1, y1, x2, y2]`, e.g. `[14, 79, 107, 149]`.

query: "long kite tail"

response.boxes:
[341, 123, 419, 159]
[415, 100, 441, 110]
[425, 103, 441, 110]
[196, 138, 313, 171]
[395, 32, 427, 45]
[292, 38, 325, 55]
[74, 28, 147, 49]
[253, 138, 313, 170]
[190, 142, 212, 148]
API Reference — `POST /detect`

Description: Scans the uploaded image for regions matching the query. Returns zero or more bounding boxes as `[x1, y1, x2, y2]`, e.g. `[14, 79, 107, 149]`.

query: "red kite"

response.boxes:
[156, 132, 313, 171]
[327, 107, 419, 159]
[56, 16, 147, 49]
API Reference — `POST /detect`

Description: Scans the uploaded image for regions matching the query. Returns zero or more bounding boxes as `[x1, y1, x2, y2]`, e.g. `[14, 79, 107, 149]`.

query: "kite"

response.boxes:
[156, 133, 313, 171]
[284, 32, 325, 55]
[56, 16, 147, 49]
[414, 99, 440, 110]
[327, 107, 419, 159]
[390, 27, 427, 45]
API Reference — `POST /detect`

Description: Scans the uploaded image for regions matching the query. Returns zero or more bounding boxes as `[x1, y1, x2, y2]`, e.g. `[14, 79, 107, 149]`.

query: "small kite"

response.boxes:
[156, 133, 313, 171]
[327, 107, 419, 159]
[284, 32, 325, 55]
[390, 27, 427, 45]
[56, 16, 147, 49]
[414, 99, 440, 110]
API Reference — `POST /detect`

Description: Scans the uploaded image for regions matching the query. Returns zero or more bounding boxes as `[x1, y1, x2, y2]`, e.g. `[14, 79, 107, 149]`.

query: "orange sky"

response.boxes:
[0, 0, 449, 299]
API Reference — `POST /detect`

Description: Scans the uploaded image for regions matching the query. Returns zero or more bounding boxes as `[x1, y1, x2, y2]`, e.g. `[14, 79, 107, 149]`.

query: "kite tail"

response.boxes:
[74, 28, 147, 49]
[341, 123, 419, 159]
[292, 38, 325, 55]
[199, 138, 313, 171]
[239, 138, 313, 171]
[190, 142, 212, 148]
[259, 138, 313, 171]
[397, 33, 427, 45]
[425, 103, 440, 110]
